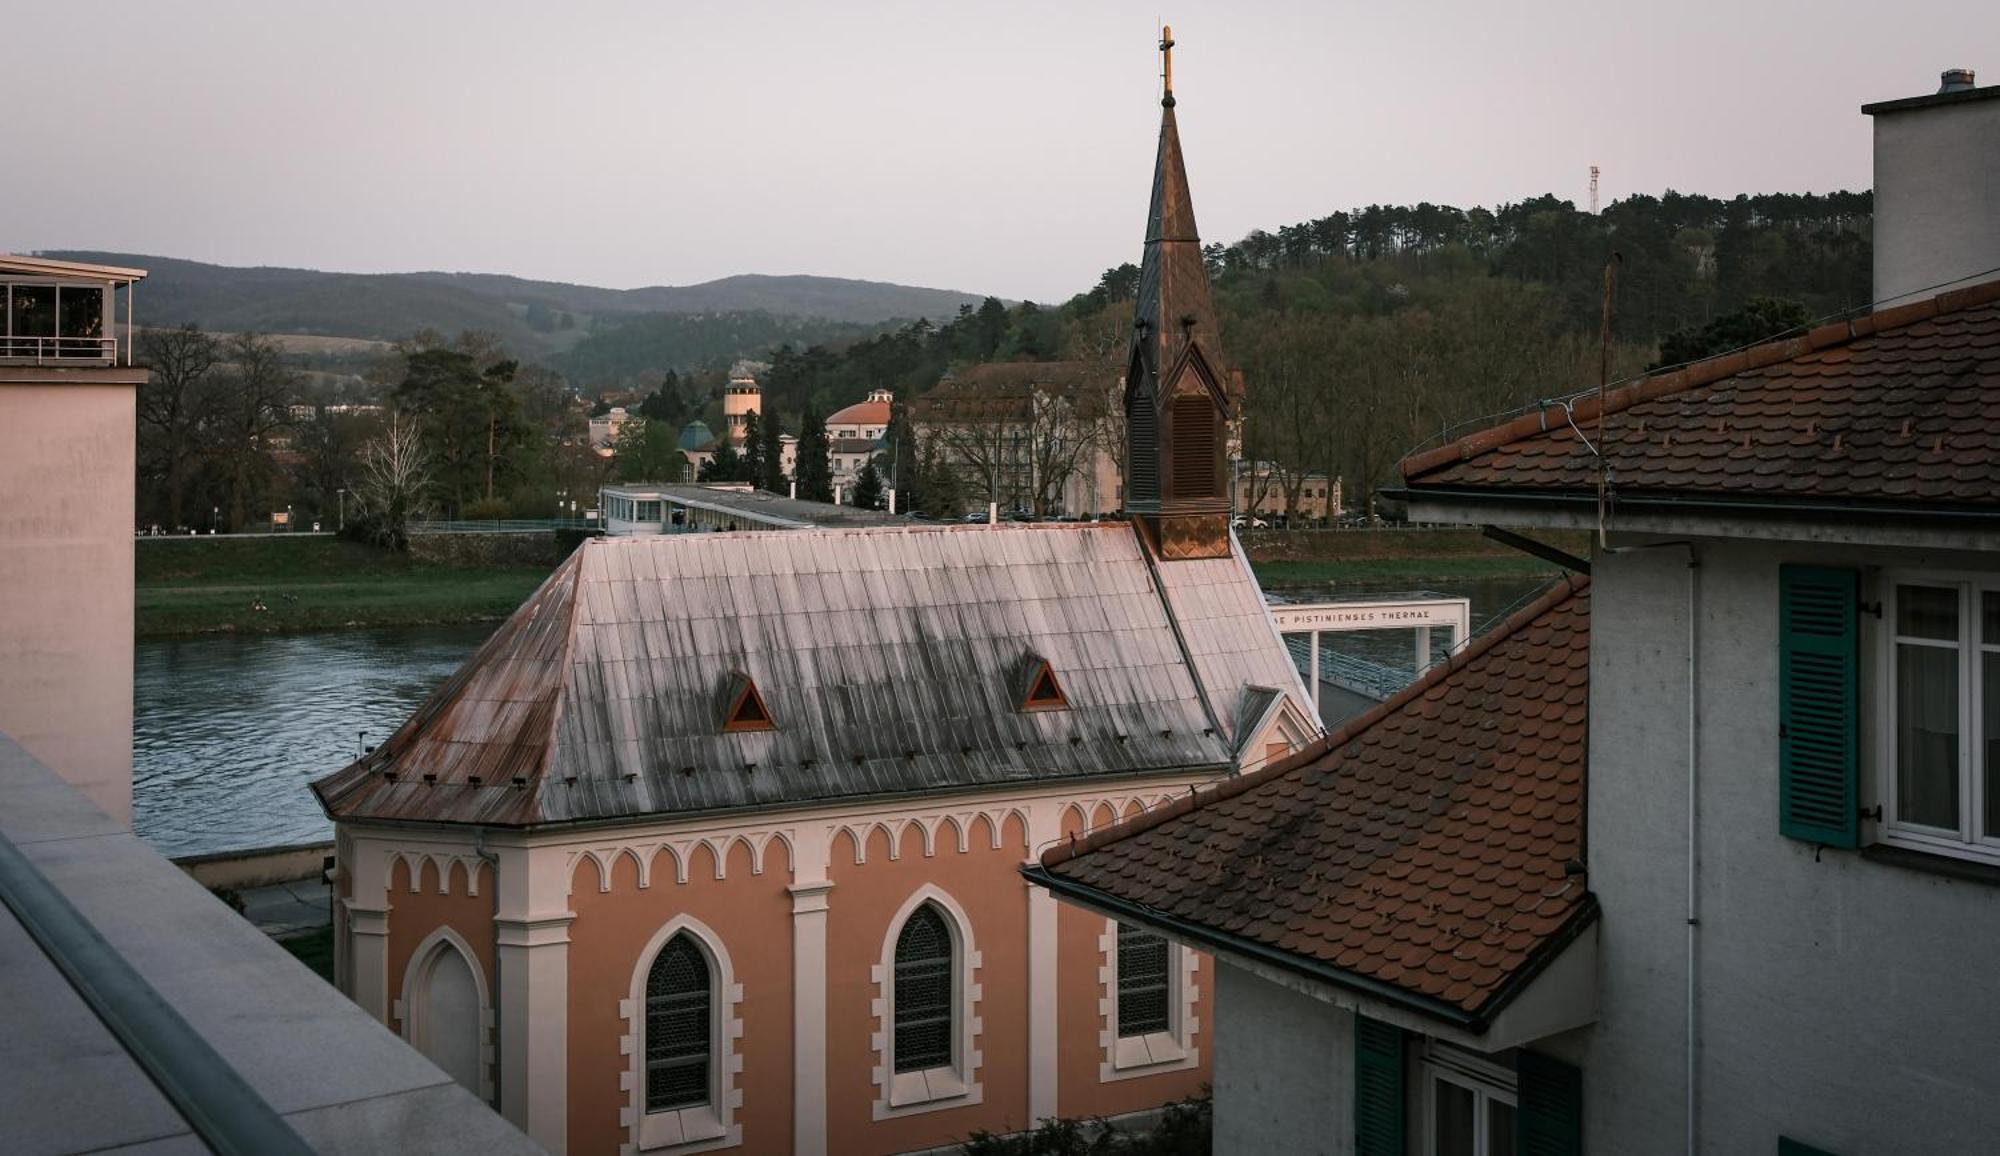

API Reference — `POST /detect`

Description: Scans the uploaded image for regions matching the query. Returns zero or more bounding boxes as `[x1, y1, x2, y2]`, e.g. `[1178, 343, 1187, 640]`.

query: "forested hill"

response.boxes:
[761, 189, 1874, 512]
[43, 251, 989, 359]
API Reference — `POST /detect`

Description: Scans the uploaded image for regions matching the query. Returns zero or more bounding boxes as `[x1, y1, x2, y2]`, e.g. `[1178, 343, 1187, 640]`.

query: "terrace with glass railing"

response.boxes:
[0, 255, 146, 366]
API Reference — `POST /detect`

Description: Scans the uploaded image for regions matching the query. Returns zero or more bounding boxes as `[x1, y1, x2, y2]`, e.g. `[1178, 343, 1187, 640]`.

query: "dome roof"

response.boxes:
[677, 420, 715, 451]
[827, 397, 892, 428]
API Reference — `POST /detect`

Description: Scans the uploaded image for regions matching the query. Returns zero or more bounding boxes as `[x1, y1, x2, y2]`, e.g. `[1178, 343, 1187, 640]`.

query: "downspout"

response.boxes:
[475, 827, 502, 1109]
[1683, 546, 1700, 1155]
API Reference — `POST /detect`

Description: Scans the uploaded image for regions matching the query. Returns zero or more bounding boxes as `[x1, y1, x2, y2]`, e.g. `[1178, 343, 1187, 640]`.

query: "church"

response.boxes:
[313, 35, 1309, 1155]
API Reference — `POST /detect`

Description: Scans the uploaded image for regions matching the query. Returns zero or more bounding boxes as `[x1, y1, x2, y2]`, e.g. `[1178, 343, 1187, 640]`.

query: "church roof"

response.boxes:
[677, 420, 714, 452]
[826, 397, 892, 428]
[312, 522, 1310, 829]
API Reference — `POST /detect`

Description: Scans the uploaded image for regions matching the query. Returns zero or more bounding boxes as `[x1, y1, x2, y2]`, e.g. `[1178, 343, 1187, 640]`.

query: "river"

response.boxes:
[133, 573, 1560, 858]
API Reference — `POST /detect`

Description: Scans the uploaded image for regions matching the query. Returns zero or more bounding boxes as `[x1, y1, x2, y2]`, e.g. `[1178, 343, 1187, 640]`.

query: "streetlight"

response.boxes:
[211, 505, 219, 535]
[337, 488, 347, 531]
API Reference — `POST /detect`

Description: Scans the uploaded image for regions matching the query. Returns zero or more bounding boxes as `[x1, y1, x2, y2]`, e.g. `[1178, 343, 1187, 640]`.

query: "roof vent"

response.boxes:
[1018, 654, 1069, 712]
[722, 672, 776, 733]
[1940, 68, 1976, 93]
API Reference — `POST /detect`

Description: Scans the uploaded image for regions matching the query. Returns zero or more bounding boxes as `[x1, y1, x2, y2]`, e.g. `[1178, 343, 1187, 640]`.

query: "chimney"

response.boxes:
[1863, 67, 2000, 306]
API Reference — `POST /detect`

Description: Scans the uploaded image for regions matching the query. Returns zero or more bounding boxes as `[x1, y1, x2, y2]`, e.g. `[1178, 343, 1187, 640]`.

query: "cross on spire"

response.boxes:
[1159, 25, 1175, 106]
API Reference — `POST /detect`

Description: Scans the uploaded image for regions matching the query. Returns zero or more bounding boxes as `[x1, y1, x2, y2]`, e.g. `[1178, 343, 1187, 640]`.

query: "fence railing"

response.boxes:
[0, 335, 119, 364]
[406, 518, 596, 535]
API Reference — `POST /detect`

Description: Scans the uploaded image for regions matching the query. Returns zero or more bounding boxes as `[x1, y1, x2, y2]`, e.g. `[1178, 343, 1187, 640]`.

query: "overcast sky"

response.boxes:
[4, 1, 1991, 301]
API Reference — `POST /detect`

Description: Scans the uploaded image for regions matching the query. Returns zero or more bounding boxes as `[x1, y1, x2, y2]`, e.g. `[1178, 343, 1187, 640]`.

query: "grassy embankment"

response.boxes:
[136, 535, 556, 637]
[1245, 527, 1587, 589]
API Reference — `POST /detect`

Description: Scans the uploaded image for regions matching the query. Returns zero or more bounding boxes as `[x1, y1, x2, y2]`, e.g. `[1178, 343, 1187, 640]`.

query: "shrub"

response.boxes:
[959, 1091, 1211, 1155]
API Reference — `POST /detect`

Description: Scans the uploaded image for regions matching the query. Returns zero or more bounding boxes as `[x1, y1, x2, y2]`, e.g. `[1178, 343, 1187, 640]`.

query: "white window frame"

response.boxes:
[871, 885, 983, 1120]
[1876, 571, 2000, 866]
[620, 916, 743, 1153]
[1420, 1040, 1516, 1156]
[1097, 918, 1200, 1081]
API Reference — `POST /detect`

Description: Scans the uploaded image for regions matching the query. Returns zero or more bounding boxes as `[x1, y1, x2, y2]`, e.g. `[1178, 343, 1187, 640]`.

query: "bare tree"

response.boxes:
[136, 325, 220, 529]
[353, 412, 434, 549]
[215, 332, 296, 530]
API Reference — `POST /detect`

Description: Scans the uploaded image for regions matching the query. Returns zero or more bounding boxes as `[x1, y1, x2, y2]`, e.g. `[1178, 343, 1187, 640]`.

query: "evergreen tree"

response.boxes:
[852, 460, 885, 510]
[699, 439, 743, 483]
[741, 411, 765, 488]
[756, 409, 786, 491]
[794, 406, 834, 503]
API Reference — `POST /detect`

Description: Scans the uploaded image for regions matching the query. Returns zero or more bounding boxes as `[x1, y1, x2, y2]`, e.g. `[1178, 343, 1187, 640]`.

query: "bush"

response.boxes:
[959, 1091, 1211, 1155]
[462, 497, 513, 521]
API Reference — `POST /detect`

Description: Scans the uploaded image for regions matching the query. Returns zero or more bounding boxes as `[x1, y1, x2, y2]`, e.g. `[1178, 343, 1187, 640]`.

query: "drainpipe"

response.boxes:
[1682, 546, 1701, 1156]
[475, 827, 502, 1110]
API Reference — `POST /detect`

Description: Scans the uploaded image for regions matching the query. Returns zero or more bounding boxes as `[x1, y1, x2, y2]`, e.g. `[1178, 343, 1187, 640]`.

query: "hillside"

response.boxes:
[43, 251, 991, 363]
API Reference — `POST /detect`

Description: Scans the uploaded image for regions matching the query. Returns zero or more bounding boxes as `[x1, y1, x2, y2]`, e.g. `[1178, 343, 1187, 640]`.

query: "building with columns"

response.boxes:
[311, 57, 1310, 1154]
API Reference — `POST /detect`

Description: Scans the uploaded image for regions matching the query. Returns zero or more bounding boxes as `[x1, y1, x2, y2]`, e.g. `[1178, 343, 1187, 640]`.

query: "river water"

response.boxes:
[133, 573, 1561, 857]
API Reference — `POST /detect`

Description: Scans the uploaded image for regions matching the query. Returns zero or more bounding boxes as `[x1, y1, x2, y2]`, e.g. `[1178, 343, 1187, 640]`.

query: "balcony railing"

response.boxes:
[0, 334, 120, 364]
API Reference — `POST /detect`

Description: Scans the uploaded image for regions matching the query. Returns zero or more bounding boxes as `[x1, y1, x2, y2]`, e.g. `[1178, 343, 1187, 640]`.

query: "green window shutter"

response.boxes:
[1515, 1049, 1583, 1155]
[1352, 1014, 1404, 1156]
[1778, 565, 1861, 848]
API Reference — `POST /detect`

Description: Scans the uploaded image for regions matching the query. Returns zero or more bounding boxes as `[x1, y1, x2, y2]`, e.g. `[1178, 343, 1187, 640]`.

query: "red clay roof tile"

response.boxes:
[1037, 577, 1592, 1018]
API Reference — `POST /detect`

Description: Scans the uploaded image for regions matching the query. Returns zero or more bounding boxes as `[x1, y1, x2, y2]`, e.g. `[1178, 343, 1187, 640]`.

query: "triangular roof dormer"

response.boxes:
[723, 672, 776, 733]
[1018, 654, 1069, 713]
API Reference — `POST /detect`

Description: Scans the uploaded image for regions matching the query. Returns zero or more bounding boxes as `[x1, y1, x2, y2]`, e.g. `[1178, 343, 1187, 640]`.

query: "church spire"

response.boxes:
[1125, 26, 1236, 560]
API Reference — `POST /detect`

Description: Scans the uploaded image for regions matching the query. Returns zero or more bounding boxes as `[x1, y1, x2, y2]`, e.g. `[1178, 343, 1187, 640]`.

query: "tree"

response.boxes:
[698, 439, 744, 483]
[615, 417, 687, 483]
[214, 333, 296, 531]
[393, 349, 529, 516]
[292, 405, 374, 528]
[741, 411, 766, 489]
[794, 406, 834, 502]
[349, 412, 433, 550]
[756, 409, 787, 491]
[852, 460, 884, 510]
[136, 325, 220, 529]
[1652, 297, 1811, 369]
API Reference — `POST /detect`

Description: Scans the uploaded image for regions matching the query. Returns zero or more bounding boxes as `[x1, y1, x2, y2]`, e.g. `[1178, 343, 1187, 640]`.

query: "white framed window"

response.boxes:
[1878, 573, 2000, 866]
[1098, 919, 1199, 1080]
[1422, 1040, 1516, 1156]
[872, 886, 983, 1120]
[621, 917, 742, 1153]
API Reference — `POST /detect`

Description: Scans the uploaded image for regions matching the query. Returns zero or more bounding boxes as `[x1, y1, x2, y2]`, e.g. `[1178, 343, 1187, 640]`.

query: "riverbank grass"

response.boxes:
[137, 536, 553, 637]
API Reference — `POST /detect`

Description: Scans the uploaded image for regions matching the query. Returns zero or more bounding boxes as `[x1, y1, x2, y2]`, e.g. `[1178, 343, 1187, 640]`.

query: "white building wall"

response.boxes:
[1212, 961, 1354, 1156]
[1871, 90, 2000, 305]
[1578, 538, 2000, 1154]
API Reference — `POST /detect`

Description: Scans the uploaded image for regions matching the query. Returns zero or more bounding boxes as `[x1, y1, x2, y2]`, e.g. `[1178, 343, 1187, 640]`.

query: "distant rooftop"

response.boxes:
[603, 482, 901, 528]
[1, 254, 148, 283]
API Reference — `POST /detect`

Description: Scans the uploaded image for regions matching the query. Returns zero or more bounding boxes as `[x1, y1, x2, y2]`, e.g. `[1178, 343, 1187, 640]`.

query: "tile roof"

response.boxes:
[1399, 280, 2000, 513]
[314, 522, 1308, 828]
[1032, 577, 1592, 1024]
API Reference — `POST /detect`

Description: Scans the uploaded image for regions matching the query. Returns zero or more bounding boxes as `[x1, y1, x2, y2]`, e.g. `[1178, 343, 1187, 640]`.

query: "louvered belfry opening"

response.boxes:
[1115, 922, 1171, 1037]
[893, 904, 955, 1073]
[722, 672, 775, 733]
[1127, 391, 1160, 504]
[645, 934, 712, 1112]
[1168, 392, 1219, 499]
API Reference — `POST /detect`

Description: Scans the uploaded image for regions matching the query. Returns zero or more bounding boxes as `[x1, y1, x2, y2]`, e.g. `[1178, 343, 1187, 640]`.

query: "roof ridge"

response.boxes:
[1039, 573, 1591, 869]
[532, 546, 589, 819]
[1399, 276, 2000, 483]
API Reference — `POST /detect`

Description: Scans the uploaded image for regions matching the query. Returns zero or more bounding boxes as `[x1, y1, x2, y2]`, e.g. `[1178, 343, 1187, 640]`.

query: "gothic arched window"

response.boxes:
[893, 904, 955, 1073]
[644, 933, 712, 1112]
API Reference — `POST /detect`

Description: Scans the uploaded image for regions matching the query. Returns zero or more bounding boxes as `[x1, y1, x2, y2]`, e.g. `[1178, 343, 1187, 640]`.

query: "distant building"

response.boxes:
[912, 363, 1123, 518]
[825, 387, 893, 492]
[599, 481, 900, 534]
[587, 406, 633, 456]
[1232, 460, 1340, 524]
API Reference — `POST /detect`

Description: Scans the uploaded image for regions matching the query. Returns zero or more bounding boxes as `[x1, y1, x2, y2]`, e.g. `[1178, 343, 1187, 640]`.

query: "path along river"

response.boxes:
[134, 574, 1554, 857]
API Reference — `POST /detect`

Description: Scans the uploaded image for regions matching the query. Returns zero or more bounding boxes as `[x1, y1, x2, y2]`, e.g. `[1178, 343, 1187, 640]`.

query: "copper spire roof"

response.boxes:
[1129, 78, 1229, 405]
[1028, 577, 1595, 1026]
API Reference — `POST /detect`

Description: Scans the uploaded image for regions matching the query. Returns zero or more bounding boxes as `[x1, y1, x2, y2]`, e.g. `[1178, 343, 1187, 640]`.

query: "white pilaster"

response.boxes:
[347, 903, 392, 1024]
[790, 880, 833, 1155]
[1025, 800, 1062, 1124]
[495, 842, 574, 1154]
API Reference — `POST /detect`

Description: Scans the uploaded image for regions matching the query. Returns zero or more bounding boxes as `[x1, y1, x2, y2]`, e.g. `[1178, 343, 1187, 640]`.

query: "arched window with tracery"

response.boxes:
[893, 904, 955, 1073]
[645, 933, 712, 1112]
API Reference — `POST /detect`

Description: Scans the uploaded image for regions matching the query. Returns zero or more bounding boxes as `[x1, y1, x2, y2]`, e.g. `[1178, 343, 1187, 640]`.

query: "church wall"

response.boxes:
[565, 836, 796, 1156]
[383, 852, 498, 1097]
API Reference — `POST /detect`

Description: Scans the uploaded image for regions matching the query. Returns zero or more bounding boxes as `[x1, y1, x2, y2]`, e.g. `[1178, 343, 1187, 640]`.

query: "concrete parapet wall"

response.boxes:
[175, 840, 333, 890]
